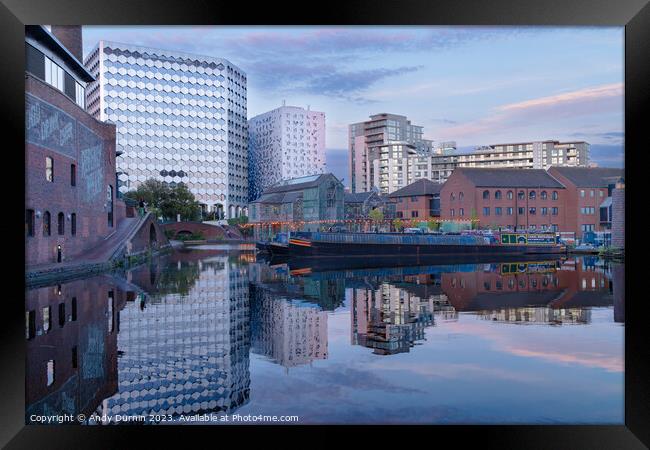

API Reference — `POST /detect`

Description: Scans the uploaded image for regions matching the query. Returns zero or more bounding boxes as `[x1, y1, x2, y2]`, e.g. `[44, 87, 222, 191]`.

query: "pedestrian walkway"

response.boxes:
[26, 215, 145, 284]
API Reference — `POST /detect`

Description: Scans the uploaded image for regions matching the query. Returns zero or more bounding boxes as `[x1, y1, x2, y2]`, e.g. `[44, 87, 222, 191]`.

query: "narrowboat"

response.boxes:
[255, 232, 290, 256]
[287, 231, 566, 258]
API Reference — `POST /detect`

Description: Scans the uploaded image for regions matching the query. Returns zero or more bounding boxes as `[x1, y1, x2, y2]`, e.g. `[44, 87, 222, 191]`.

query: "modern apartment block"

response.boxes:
[248, 104, 326, 201]
[349, 113, 437, 194]
[455, 140, 589, 170]
[84, 41, 249, 219]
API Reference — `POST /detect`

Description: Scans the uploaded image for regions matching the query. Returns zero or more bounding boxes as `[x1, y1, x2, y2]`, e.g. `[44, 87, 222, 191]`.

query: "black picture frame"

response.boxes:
[2, 0, 647, 447]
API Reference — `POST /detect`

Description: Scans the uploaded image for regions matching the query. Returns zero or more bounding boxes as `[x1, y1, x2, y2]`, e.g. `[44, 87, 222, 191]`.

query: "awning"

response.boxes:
[599, 197, 612, 208]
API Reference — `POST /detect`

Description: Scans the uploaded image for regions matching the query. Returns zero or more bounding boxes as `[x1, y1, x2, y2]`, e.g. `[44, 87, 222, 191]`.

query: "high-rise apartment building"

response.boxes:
[349, 116, 591, 194]
[349, 113, 434, 193]
[84, 41, 249, 219]
[248, 105, 326, 201]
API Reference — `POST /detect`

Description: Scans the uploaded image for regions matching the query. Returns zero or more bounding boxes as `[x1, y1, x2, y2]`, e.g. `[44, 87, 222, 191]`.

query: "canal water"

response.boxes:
[25, 245, 624, 425]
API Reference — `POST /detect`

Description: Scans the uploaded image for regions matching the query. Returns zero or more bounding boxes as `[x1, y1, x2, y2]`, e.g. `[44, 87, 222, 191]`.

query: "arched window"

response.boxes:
[450, 192, 455, 201]
[459, 192, 464, 201]
[57, 212, 65, 235]
[494, 190, 502, 200]
[507, 191, 513, 200]
[482, 190, 490, 200]
[529, 191, 536, 200]
[540, 191, 547, 200]
[552, 191, 559, 200]
[518, 191, 525, 200]
[43, 211, 51, 236]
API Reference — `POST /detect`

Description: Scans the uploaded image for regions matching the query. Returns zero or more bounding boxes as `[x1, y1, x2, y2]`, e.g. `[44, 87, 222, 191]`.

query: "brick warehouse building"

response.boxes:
[25, 26, 124, 266]
[440, 168, 568, 232]
[388, 179, 442, 220]
[548, 166, 624, 235]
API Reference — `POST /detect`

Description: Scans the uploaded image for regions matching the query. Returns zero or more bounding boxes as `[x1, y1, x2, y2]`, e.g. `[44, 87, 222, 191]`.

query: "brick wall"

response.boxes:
[25, 75, 118, 266]
[440, 171, 567, 231]
[611, 186, 625, 248]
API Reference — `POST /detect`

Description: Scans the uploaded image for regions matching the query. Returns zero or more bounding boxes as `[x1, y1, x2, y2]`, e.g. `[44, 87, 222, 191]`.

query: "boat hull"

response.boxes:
[288, 240, 565, 258]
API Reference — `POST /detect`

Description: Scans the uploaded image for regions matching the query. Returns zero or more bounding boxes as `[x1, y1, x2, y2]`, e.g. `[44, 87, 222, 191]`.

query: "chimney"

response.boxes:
[50, 25, 83, 62]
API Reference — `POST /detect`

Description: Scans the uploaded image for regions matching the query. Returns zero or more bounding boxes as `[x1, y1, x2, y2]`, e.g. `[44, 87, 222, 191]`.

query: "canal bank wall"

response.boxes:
[26, 213, 173, 288]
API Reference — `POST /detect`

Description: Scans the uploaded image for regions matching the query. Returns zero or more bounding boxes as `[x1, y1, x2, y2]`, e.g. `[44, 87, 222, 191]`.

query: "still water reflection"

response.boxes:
[25, 247, 624, 424]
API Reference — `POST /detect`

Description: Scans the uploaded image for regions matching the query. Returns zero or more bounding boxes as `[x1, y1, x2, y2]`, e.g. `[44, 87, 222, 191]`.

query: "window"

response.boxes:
[58, 303, 66, 327]
[590, 190, 595, 197]
[483, 190, 490, 200]
[57, 212, 65, 235]
[75, 82, 85, 109]
[529, 207, 536, 215]
[459, 208, 464, 216]
[582, 224, 595, 232]
[45, 157, 54, 182]
[541, 207, 548, 215]
[507, 207, 513, 215]
[25, 310, 36, 339]
[43, 211, 51, 236]
[411, 210, 419, 218]
[541, 191, 547, 200]
[495, 190, 502, 200]
[459, 192, 464, 201]
[495, 207, 502, 216]
[72, 346, 78, 369]
[108, 291, 114, 333]
[70, 164, 76, 186]
[580, 190, 585, 198]
[552, 207, 559, 216]
[450, 209, 455, 217]
[410, 196, 418, 202]
[599, 190, 604, 197]
[483, 207, 490, 216]
[71, 298, 77, 321]
[507, 191, 513, 200]
[518, 191, 525, 200]
[450, 192, 455, 201]
[26, 209, 35, 237]
[46, 360, 55, 386]
[552, 191, 558, 200]
[43, 306, 51, 333]
[518, 207, 525, 215]
[529, 191, 536, 200]
[44, 57, 64, 91]
[71, 213, 76, 236]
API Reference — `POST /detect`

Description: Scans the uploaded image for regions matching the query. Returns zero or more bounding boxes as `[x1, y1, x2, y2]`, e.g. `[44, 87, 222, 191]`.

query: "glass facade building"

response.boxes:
[84, 41, 248, 218]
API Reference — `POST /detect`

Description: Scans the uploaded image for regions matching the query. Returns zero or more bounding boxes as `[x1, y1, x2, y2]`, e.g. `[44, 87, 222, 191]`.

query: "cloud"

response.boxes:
[435, 83, 624, 143]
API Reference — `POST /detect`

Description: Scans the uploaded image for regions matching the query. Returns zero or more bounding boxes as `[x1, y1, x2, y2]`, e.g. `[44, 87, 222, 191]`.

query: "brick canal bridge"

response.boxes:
[161, 221, 244, 241]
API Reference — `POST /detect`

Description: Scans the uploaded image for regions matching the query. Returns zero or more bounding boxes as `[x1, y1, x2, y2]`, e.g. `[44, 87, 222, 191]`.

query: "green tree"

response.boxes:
[368, 208, 384, 223]
[124, 179, 201, 221]
[470, 208, 479, 230]
[427, 218, 440, 231]
[393, 218, 404, 232]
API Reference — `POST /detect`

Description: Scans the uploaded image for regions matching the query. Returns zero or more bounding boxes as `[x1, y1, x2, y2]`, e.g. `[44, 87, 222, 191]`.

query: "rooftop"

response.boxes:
[454, 168, 565, 188]
[344, 192, 375, 203]
[549, 166, 624, 187]
[389, 179, 442, 198]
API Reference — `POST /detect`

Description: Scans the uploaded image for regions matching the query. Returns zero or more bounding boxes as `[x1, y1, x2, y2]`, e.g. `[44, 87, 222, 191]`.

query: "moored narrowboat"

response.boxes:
[287, 231, 566, 258]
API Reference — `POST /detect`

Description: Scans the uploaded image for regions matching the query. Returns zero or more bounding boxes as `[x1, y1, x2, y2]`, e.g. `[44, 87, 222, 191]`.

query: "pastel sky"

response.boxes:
[82, 26, 625, 185]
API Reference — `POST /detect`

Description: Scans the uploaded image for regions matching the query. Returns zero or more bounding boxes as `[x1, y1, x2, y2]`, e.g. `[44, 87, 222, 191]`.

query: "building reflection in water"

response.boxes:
[96, 249, 251, 422]
[25, 276, 127, 423]
[248, 262, 340, 369]
[26, 251, 623, 422]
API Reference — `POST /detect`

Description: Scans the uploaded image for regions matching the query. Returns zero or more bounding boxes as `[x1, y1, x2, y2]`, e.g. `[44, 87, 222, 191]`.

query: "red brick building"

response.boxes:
[547, 166, 624, 235]
[25, 26, 124, 266]
[25, 275, 127, 420]
[387, 179, 442, 220]
[441, 168, 567, 232]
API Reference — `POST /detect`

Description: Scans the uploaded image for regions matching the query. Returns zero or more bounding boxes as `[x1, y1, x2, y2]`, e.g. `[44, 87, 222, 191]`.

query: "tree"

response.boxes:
[470, 208, 479, 230]
[393, 218, 404, 232]
[427, 218, 440, 231]
[368, 208, 384, 223]
[124, 179, 201, 221]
